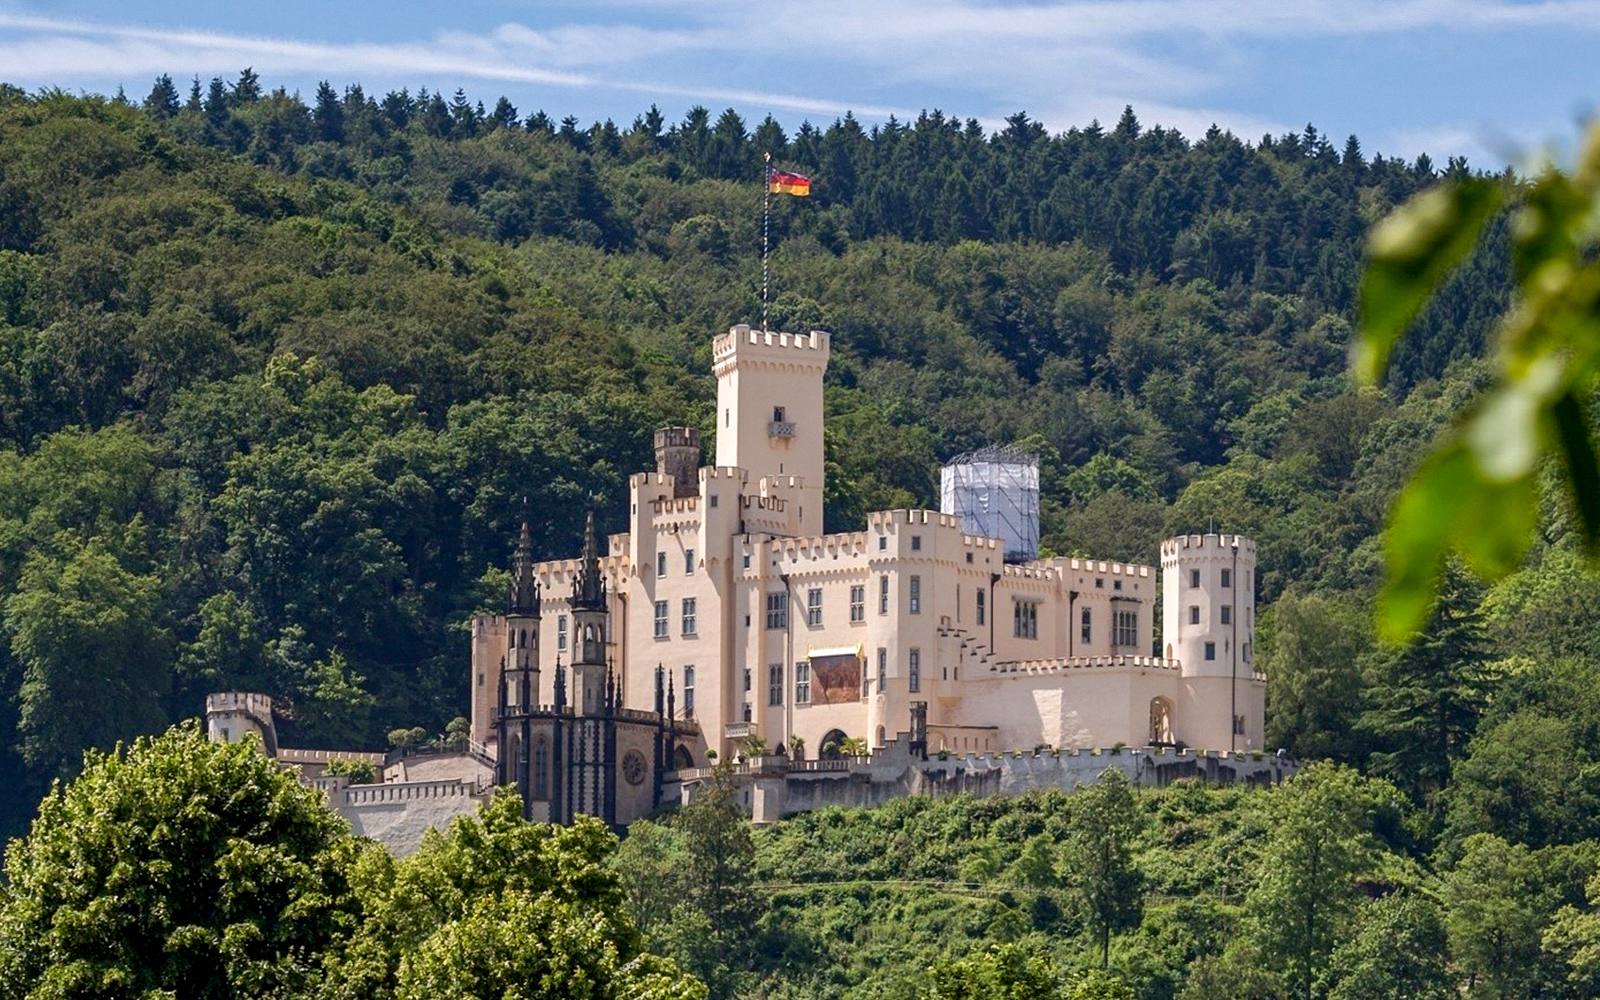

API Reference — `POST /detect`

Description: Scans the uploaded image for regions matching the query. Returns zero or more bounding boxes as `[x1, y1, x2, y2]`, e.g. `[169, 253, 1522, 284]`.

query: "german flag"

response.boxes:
[769, 168, 811, 197]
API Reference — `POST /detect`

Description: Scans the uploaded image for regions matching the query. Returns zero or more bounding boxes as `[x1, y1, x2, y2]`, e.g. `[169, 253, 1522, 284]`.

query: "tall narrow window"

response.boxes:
[879, 574, 889, 614]
[1221, 568, 1232, 588]
[877, 647, 888, 692]
[683, 666, 695, 717]
[1190, 568, 1200, 588]
[909, 576, 922, 614]
[795, 661, 811, 705]
[908, 648, 921, 693]
[558, 615, 568, 651]
[1080, 606, 1091, 644]
[766, 591, 789, 629]
[768, 663, 783, 706]
[654, 601, 669, 638]
[1014, 601, 1038, 639]
[807, 588, 823, 626]
[533, 739, 548, 799]
[850, 585, 865, 622]
[1113, 609, 1138, 647]
[681, 597, 697, 635]
[1204, 642, 1216, 661]
[685, 549, 696, 575]
[657, 551, 667, 577]
[1220, 604, 1232, 625]
[1189, 605, 1200, 625]
[744, 667, 751, 692]
[977, 589, 986, 626]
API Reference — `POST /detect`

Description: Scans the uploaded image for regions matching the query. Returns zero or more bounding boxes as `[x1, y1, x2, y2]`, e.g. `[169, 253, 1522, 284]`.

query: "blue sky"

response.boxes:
[2, 1, 1598, 168]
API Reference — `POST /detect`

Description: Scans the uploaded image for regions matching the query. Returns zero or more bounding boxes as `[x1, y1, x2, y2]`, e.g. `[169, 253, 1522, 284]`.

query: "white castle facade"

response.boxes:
[470, 324, 1266, 771]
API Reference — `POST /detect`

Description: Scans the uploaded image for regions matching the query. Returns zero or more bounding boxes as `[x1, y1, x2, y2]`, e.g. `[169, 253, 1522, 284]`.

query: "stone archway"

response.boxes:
[1149, 697, 1174, 745]
[819, 728, 848, 760]
[673, 745, 695, 771]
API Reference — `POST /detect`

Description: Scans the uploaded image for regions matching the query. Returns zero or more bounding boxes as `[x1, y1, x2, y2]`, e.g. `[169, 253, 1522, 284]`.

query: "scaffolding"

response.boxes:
[939, 445, 1040, 563]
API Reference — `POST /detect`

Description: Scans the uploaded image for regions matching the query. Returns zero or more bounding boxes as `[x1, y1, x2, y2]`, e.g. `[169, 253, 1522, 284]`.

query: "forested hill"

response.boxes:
[0, 74, 1517, 834]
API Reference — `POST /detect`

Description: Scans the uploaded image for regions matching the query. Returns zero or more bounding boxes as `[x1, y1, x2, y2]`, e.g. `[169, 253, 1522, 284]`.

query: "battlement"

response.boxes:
[1160, 533, 1257, 562]
[712, 325, 831, 369]
[991, 655, 1181, 676]
[206, 691, 275, 717]
[1053, 557, 1154, 580]
[654, 426, 700, 450]
[651, 496, 700, 515]
[869, 509, 964, 530]
[701, 466, 747, 482]
[1000, 562, 1057, 582]
[277, 746, 386, 766]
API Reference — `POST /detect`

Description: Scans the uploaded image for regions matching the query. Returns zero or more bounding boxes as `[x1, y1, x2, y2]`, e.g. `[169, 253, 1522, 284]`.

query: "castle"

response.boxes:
[208, 322, 1270, 845]
[469, 324, 1266, 825]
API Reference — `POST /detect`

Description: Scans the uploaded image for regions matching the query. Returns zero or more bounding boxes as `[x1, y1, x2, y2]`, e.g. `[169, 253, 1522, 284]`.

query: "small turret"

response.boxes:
[508, 519, 541, 617]
[654, 426, 702, 500]
[570, 505, 607, 612]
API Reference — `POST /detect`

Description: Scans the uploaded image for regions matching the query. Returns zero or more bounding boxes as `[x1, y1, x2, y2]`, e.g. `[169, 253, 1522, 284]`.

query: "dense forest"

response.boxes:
[5, 66, 1600, 997]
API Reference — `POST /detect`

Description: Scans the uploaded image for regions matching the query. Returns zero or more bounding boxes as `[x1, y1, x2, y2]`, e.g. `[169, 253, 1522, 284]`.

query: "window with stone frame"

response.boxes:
[681, 597, 697, 635]
[977, 589, 986, 625]
[909, 575, 922, 614]
[850, 585, 865, 622]
[1113, 608, 1138, 648]
[768, 663, 783, 706]
[653, 601, 668, 638]
[1014, 599, 1038, 639]
[557, 615, 568, 651]
[807, 588, 823, 626]
[879, 574, 889, 614]
[908, 648, 921, 693]
[766, 591, 789, 629]
[795, 660, 811, 704]
[683, 666, 695, 718]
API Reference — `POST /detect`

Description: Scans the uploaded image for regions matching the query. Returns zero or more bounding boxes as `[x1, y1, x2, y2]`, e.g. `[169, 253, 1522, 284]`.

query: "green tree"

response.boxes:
[671, 760, 758, 997]
[1260, 592, 1371, 761]
[1246, 763, 1375, 1000]
[1321, 893, 1452, 1000]
[1064, 770, 1143, 968]
[1359, 563, 1488, 807]
[925, 944, 1061, 1000]
[6, 538, 169, 776]
[1442, 833, 1546, 999]
[0, 723, 360, 999]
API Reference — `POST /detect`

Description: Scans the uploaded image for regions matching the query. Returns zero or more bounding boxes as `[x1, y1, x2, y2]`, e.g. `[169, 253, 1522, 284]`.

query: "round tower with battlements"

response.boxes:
[205, 692, 279, 756]
[1161, 532, 1260, 750]
[654, 426, 702, 500]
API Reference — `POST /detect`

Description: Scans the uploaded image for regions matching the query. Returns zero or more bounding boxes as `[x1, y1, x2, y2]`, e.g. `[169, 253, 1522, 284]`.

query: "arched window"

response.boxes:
[673, 745, 695, 770]
[876, 725, 886, 747]
[520, 628, 528, 649]
[533, 738, 549, 799]
[1149, 697, 1174, 745]
[819, 729, 848, 760]
[1165, 642, 1173, 659]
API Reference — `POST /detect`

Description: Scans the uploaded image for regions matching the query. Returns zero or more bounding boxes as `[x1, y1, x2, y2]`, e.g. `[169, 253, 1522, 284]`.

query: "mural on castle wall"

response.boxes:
[810, 651, 862, 705]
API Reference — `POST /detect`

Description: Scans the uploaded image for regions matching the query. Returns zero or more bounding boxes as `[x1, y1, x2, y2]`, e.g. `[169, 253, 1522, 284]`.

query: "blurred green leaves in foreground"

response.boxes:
[1359, 123, 1600, 641]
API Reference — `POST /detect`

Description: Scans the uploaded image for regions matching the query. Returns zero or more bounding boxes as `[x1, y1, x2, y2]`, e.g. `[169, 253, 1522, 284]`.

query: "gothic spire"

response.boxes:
[570, 501, 606, 611]
[508, 516, 540, 617]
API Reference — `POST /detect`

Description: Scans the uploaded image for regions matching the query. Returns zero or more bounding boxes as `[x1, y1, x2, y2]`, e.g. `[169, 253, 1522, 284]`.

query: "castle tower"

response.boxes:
[506, 518, 541, 708]
[1161, 532, 1258, 750]
[712, 324, 829, 536]
[205, 692, 279, 756]
[654, 427, 702, 500]
[570, 505, 610, 717]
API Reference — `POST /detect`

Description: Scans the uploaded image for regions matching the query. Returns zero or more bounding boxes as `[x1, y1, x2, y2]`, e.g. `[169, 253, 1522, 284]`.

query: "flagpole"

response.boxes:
[762, 152, 773, 332]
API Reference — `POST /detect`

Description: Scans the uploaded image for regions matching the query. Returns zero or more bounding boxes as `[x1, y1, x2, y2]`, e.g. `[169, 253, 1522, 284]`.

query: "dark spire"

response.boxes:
[508, 517, 540, 617]
[570, 501, 606, 611]
[554, 659, 567, 710]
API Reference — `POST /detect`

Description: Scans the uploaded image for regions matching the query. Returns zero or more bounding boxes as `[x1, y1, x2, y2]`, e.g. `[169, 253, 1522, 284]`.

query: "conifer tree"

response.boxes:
[1065, 770, 1143, 968]
[313, 80, 343, 143]
[141, 74, 179, 120]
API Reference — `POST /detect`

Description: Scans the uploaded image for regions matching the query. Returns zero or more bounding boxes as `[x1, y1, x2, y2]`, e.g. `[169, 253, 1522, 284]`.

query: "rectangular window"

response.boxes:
[1114, 579, 1122, 591]
[879, 535, 887, 551]
[850, 585, 865, 622]
[911, 535, 922, 551]
[1080, 606, 1091, 644]
[1234, 715, 1246, 736]
[1014, 600, 1038, 639]
[1096, 577, 1104, 589]
[683, 666, 695, 718]
[1204, 642, 1216, 661]
[1220, 605, 1232, 625]
[766, 591, 789, 629]
[743, 702, 752, 722]
[1221, 568, 1232, 588]
[909, 576, 922, 614]
[877, 647, 888, 692]
[879, 575, 890, 614]
[710, 494, 718, 508]
[795, 661, 811, 705]
[681, 597, 697, 635]
[807, 588, 823, 626]
[1189, 605, 1200, 625]
[909, 648, 921, 693]
[742, 553, 750, 569]
[1190, 568, 1200, 588]
[558, 615, 568, 651]
[685, 549, 696, 575]
[1113, 609, 1138, 648]
[657, 552, 666, 577]
[744, 667, 751, 692]
[477, 672, 484, 687]
[653, 601, 668, 638]
[977, 589, 986, 626]
[769, 663, 783, 706]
